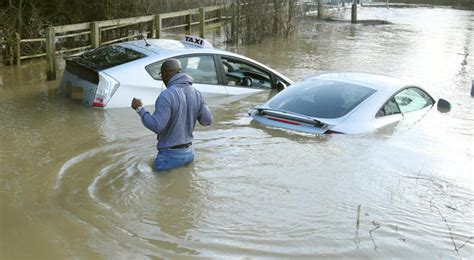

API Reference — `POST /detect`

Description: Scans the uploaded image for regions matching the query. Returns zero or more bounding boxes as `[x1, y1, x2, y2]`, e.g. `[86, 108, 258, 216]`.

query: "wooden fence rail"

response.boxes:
[14, 4, 230, 80]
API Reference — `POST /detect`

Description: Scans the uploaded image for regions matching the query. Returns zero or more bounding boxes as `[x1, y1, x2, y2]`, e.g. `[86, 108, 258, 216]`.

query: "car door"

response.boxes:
[218, 55, 276, 96]
[145, 54, 227, 98]
[375, 87, 435, 129]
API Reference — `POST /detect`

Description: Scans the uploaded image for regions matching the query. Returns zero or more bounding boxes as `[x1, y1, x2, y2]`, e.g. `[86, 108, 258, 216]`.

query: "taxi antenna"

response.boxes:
[142, 32, 150, 47]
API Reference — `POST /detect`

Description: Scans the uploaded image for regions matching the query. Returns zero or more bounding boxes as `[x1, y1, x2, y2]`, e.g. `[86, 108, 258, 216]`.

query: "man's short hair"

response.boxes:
[161, 59, 182, 73]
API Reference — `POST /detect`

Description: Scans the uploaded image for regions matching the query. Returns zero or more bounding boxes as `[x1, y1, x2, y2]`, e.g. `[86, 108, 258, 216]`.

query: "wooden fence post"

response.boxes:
[199, 7, 205, 38]
[45, 27, 56, 80]
[154, 15, 162, 39]
[151, 19, 157, 38]
[15, 33, 21, 66]
[90, 22, 100, 48]
[185, 13, 191, 34]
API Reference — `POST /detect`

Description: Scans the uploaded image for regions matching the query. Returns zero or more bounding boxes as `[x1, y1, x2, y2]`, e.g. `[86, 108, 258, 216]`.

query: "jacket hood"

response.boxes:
[168, 73, 194, 87]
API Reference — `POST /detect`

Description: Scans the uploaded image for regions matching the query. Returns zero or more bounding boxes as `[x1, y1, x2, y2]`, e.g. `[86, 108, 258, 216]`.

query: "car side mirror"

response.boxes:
[274, 80, 286, 92]
[437, 98, 451, 113]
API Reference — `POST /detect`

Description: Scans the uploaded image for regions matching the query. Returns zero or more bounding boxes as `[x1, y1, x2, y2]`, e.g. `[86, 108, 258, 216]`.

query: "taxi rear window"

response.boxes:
[68, 45, 146, 71]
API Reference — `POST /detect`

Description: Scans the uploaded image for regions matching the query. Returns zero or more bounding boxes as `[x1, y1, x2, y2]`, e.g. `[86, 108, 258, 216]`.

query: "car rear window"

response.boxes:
[68, 45, 146, 71]
[268, 78, 376, 118]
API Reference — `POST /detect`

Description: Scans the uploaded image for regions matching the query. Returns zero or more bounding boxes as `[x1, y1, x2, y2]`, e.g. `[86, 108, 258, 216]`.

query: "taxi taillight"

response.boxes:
[93, 73, 119, 108]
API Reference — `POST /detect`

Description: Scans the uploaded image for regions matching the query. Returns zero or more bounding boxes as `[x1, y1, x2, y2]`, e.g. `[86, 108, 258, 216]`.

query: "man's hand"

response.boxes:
[131, 98, 143, 110]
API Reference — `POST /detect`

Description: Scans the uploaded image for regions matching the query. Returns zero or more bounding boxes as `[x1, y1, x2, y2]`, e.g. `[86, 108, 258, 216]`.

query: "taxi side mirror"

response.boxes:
[437, 98, 451, 113]
[274, 80, 286, 92]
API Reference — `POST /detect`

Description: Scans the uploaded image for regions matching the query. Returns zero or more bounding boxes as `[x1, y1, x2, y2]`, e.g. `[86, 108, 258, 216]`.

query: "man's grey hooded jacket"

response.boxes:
[138, 73, 213, 149]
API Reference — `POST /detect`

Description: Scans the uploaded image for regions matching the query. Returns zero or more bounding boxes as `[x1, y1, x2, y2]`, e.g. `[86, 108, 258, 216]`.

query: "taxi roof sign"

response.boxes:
[181, 35, 213, 48]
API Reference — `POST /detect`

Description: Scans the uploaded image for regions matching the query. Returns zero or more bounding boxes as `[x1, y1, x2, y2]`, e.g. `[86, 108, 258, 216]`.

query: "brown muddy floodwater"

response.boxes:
[1, 7, 473, 259]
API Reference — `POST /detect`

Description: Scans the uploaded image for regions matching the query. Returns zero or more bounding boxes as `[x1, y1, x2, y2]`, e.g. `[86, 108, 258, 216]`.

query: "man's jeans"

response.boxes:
[154, 146, 195, 171]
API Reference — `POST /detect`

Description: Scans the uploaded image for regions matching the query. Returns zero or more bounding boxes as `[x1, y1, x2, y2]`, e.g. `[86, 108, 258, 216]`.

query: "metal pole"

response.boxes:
[351, 0, 357, 23]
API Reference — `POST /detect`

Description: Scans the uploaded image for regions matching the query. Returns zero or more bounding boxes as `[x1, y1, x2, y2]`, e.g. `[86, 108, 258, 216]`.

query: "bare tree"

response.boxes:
[229, 0, 300, 45]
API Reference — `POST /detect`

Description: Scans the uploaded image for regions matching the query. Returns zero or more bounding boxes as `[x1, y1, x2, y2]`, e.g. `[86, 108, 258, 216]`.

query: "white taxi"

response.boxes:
[59, 35, 292, 108]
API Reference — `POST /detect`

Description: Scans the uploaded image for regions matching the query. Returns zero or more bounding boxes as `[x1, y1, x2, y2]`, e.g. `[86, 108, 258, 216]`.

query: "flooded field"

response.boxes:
[1, 7, 473, 259]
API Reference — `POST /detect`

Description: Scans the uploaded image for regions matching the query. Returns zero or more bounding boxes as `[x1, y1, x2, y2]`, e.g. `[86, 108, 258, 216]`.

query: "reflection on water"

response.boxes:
[1, 7, 473, 259]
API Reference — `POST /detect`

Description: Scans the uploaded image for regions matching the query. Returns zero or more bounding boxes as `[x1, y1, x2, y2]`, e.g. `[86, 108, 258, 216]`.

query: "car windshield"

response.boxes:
[68, 45, 146, 70]
[268, 78, 377, 118]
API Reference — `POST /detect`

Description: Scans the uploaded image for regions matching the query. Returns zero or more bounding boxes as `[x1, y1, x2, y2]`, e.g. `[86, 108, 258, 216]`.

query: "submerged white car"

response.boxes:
[249, 72, 451, 134]
[60, 36, 292, 108]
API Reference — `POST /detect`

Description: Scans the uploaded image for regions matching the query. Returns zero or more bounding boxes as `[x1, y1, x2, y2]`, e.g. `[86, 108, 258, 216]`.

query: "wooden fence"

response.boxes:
[14, 4, 229, 80]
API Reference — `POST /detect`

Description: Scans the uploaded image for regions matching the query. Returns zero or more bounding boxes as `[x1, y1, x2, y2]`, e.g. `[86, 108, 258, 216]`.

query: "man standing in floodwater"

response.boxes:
[131, 59, 213, 171]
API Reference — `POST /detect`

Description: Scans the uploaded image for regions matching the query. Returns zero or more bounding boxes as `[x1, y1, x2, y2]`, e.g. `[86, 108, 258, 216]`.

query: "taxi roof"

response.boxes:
[119, 39, 214, 56]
